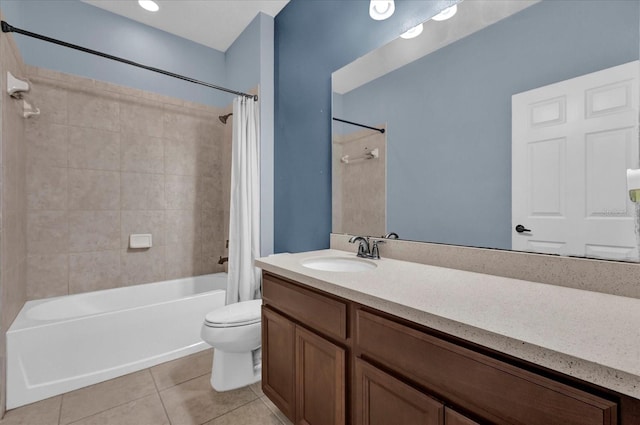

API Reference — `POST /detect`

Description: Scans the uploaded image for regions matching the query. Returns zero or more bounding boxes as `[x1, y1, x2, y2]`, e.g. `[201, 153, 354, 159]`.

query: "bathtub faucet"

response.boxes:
[218, 256, 228, 265]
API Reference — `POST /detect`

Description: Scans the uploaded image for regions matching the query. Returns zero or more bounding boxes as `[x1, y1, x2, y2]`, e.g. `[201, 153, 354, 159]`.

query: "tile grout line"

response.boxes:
[61, 371, 158, 425]
[148, 367, 172, 425]
[196, 397, 259, 425]
[57, 395, 64, 425]
[259, 396, 288, 425]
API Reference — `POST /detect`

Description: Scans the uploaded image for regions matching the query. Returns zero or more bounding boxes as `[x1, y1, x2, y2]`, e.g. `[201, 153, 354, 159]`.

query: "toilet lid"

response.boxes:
[205, 299, 262, 327]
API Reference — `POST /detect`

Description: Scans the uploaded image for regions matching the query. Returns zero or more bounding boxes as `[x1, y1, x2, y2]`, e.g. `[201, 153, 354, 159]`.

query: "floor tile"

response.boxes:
[261, 396, 294, 425]
[0, 396, 61, 425]
[203, 399, 281, 425]
[248, 381, 264, 398]
[150, 349, 213, 390]
[159, 375, 257, 425]
[60, 370, 157, 424]
[67, 393, 168, 425]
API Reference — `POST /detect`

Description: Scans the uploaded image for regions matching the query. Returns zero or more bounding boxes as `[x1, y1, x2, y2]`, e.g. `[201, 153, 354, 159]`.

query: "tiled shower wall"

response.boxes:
[24, 66, 232, 299]
[332, 127, 386, 237]
[0, 28, 28, 416]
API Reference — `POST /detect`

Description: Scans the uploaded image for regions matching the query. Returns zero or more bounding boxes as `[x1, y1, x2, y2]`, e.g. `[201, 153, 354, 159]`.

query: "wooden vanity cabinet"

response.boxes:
[354, 358, 444, 424]
[261, 272, 636, 425]
[262, 273, 347, 425]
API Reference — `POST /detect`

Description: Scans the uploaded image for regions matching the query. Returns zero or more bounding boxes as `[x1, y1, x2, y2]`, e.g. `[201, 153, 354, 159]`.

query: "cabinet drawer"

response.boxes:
[263, 273, 348, 340]
[356, 310, 617, 425]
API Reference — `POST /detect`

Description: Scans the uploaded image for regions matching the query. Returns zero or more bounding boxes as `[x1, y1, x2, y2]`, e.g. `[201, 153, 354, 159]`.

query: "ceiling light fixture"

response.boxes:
[400, 23, 424, 39]
[432, 4, 458, 21]
[369, 0, 395, 21]
[138, 0, 159, 12]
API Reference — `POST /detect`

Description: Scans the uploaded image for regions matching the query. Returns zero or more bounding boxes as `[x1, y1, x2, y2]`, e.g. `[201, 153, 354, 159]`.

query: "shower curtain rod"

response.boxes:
[1, 20, 258, 101]
[332, 117, 385, 134]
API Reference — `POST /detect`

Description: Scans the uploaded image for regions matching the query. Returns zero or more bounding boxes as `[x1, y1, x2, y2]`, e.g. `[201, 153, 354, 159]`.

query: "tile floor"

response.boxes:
[0, 349, 293, 425]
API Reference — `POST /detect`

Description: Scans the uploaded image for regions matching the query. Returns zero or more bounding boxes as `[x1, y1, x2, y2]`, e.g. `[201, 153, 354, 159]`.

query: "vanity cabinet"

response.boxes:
[354, 358, 444, 424]
[261, 271, 634, 425]
[262, 273, 347, 425]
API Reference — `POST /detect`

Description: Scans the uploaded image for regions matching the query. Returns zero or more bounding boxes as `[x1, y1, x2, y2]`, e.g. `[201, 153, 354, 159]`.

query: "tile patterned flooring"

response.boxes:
[0, 349, 293, 425]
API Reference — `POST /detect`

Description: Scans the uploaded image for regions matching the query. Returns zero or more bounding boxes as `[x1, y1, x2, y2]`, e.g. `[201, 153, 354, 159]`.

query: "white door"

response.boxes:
[512, 61, 639, 261]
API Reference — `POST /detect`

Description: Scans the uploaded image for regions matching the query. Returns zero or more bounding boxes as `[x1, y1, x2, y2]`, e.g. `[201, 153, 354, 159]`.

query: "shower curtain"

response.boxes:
[227, 96, 261, 304]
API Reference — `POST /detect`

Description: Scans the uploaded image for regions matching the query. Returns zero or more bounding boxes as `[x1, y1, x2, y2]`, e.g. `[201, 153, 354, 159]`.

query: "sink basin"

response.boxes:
[301, 256, 377, 272]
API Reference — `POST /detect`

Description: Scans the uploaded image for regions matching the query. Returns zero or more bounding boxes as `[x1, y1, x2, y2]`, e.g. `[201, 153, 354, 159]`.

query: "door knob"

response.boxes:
[515, 224, 531, 233]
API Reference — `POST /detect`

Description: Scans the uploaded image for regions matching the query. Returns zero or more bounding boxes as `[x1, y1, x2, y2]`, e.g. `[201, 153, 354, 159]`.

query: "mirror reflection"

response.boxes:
[332, 0, 640, 262]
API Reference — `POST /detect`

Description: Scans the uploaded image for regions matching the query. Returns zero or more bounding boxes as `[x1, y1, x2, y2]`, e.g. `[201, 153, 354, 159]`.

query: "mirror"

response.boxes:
[332, 0, 640, 262]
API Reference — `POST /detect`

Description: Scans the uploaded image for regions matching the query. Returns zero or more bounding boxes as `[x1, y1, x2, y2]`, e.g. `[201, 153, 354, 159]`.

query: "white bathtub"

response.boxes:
[6, 273, 227, 409]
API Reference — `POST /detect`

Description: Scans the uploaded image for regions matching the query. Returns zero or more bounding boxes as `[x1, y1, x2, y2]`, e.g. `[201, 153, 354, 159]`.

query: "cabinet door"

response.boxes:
[262, 307, 295, 421]
[355, 358, 444, 425]
[445, 408, 479, 425]
[296, 326, 346, 425]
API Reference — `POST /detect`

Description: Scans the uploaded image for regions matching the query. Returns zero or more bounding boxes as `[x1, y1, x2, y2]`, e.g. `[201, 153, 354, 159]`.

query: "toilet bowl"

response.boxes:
[200, 299, 262, 391]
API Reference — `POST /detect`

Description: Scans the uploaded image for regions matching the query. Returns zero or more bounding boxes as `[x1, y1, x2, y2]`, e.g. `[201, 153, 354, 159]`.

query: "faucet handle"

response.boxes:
[370, 239, 385, 259]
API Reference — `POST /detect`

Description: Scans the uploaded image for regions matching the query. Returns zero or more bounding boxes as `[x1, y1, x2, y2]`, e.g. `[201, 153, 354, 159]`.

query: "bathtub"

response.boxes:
[6, 273, 227, 409]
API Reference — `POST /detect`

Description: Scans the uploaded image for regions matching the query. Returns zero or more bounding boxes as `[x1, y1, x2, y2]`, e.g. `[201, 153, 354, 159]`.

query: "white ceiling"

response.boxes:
[81, 0, 290, 52]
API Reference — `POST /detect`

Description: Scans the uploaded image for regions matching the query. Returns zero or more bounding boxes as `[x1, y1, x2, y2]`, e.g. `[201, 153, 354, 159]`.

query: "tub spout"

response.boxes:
[218, 256, 228, 265]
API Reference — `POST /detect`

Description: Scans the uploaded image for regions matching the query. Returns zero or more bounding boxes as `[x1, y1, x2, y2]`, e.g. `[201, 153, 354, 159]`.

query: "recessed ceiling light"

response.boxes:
[400, 23, 424, 39]
[432, 4, 457, 21]
[138, 0, 159, 12]
[370, 0, 395, 21]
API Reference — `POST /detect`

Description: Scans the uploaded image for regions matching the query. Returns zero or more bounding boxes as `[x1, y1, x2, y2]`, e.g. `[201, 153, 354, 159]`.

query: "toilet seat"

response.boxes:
[204, 299, 262, 328]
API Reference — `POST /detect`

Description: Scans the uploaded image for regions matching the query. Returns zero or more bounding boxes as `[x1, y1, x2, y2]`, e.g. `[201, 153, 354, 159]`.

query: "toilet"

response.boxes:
[200, 299, 263, 391]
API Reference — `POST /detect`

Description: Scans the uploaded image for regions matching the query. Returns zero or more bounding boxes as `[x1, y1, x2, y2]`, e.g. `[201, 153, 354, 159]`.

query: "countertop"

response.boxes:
[255, 249, 640, 399]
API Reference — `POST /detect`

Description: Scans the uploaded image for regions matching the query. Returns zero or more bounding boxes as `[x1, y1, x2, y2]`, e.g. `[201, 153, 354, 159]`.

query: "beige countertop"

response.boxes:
[256, 249, 640, 399]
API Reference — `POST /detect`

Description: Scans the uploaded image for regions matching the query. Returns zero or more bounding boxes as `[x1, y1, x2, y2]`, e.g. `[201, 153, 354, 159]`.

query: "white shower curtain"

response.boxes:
[227, 96, 261, 304]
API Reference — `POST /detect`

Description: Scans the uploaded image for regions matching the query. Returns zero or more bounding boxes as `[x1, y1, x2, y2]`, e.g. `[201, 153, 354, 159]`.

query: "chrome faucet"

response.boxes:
[348, 236, 370, 258]
[349, 236, 385, 259]
[384, 232, 399, 239]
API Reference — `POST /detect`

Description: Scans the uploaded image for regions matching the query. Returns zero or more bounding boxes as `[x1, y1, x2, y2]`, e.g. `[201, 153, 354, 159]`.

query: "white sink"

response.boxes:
[301, 256, 377, 272]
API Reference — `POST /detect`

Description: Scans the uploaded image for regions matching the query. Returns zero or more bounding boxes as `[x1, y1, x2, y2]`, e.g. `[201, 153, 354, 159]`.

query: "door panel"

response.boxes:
[262, 307, 295, 421]
[355, 358, 444, 425]
[296, 326, 346, 425]
[512, 60, 639, 260]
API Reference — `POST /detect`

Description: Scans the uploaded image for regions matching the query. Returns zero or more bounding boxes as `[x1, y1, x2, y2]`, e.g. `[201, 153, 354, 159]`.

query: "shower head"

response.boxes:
[219, 113, 233, 124]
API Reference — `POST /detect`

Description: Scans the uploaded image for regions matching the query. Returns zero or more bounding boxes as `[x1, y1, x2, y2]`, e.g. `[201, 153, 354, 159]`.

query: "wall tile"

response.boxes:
[68, 90, 120, 132]
[69, 211, 120, 252]
[165, 174, 197, 210]
[68, 127, 120, 171]
[24, 68, 231, 298]
[121, 210, 165, 249]
[164, 243, 201, 281]
[121, 172, 165, 210]
[27, 210, 69, 255]
[69, 250, 121, 294]
[164, 138, 199, 176]
[68, 169, 120, 210]
[120, 247, 165, 286]
[163, 109, 199, 142]
[25, 120, 68, 168]
[197, 145, 223, 178]
[121, 132, 164, 174]
[119, 95, 164, 138]
[27, 254, 68, 299]
[197, 176, 222, 211]
[165, 209, 200, 247]
[27, 165, 67, 210]
[30, 79, 68, 125]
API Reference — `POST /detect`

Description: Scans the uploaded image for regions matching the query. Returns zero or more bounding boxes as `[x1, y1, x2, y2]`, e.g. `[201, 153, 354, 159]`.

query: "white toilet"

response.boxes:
[200, 299, 262, 391]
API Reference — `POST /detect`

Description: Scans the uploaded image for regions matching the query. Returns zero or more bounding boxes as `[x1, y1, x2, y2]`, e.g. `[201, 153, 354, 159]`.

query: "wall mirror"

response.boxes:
[332, 0, 640, 262]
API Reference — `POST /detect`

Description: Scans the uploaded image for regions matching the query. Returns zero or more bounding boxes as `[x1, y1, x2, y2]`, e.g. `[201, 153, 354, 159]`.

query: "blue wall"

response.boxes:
[2, 0, 233, 107]
[274, 0, 456, 253]
[338, 0, 640, 250]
